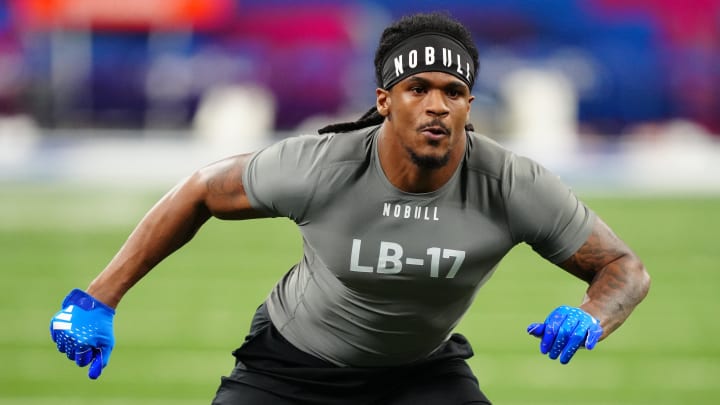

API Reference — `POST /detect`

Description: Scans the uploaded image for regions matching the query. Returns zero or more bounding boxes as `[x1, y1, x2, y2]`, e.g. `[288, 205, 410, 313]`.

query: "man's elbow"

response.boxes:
[627, 254, 651, 305]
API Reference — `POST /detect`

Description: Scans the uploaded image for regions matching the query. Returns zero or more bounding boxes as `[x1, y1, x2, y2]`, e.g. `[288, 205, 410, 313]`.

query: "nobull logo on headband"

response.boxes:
[392, 46, 472, 83]
[381, 33, 475, 90]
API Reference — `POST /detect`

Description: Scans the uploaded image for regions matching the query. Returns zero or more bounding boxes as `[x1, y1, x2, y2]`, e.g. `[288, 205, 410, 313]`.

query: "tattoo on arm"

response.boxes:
[206, 158, 246, 200]
[561, 219, 626, 283]
[202, 154, 261, 220]
[560, 218, 650, 337]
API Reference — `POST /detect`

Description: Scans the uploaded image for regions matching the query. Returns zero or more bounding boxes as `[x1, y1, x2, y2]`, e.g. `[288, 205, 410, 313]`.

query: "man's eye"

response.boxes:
[447, 89, 460, 97]
[411, 87, 425, 94]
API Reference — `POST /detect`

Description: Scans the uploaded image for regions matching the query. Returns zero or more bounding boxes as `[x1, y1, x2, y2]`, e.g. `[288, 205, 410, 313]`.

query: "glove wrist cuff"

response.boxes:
[63, 289, 116, 315]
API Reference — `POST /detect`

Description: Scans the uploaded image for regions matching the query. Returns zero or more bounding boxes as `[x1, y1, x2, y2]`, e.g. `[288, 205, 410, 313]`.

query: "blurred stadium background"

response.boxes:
[0, 0, 718, 404]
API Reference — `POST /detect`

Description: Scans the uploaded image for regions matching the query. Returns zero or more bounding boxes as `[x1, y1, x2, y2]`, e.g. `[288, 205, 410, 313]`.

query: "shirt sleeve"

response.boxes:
[243, 134, 328, 223]
[503, 154, 595, 263]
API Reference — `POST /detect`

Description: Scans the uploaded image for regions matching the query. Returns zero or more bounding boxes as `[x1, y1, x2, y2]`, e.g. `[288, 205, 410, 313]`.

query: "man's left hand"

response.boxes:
[527, 305, 603, 364]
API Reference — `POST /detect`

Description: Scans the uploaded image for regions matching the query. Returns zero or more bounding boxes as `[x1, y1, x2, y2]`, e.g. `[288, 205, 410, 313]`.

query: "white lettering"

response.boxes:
[443, 249, 465, 278]
[443, 48, 452, 67]
[427, 247, 466, 278]
[351, 239, 466, 278]
[393, 47, 471, 83]
[382, 204, 440, 221]
[377, 241, 403, 274]
[350, 239, 373, 272]
[425, 46, 435, 65]
[394, 55, 404, 77]
[427, 247, 441, 278]
[408, 50, 418, 68]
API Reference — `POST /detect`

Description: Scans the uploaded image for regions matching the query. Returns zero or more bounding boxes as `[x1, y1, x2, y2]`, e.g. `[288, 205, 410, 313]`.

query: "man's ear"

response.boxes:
[466, 94, 475, 121]
[376, 88, 390, 117]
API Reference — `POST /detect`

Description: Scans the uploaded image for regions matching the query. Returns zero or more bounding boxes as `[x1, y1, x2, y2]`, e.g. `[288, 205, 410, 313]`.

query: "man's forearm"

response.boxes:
[87, 179, 211, 308]
[580, 254, 651, 339]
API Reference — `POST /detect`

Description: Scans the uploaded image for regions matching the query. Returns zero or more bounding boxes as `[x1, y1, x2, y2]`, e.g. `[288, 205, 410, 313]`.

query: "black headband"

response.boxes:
[381, 32, 475, 90]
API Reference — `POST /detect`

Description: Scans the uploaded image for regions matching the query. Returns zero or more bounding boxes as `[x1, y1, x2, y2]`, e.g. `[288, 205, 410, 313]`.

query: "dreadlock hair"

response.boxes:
[318, 12, 479, 135]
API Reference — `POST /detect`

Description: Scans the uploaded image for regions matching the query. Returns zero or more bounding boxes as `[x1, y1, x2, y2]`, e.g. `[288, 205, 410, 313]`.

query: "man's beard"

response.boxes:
[405, 119, 453, 169]
[405, 145, 451, 170]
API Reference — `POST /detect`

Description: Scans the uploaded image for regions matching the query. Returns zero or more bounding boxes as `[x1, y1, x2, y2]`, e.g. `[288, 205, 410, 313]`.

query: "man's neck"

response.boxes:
[376, 126, 465, 194]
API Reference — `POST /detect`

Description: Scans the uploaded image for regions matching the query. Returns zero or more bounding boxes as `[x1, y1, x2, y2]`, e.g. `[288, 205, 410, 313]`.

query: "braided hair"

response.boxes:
[318, 12, 479, 135]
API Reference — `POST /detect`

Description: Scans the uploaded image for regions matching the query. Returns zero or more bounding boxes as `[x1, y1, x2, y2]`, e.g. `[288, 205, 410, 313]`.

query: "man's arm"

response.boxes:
[86, 153, 264, 308]
[559, 216, 651, 339]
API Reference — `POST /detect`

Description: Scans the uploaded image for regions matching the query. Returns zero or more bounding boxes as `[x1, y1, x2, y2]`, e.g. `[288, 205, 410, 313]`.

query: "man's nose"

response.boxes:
[425, 90, 449, 116]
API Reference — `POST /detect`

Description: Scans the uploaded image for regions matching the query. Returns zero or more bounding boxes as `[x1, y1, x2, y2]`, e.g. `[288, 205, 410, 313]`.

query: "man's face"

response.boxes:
[377, 71, 474, 170]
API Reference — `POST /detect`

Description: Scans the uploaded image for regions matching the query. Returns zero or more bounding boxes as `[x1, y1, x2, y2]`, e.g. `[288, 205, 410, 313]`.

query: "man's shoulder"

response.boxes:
[465, 131, 516, 179]
[284, 126, 376, 165]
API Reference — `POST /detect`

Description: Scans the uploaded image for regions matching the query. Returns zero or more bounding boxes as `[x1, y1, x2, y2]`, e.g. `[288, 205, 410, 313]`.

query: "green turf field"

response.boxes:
[1, 184, 718, 404]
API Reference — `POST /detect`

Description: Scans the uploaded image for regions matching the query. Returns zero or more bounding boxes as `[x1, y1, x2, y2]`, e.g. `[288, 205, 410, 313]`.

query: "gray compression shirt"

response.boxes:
[243, 125, 595, 367]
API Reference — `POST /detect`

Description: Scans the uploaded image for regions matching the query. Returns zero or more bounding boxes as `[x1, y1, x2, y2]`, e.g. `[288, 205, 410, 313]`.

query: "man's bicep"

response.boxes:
[559, 217, 632, 283]
[196, 153, 266, 220]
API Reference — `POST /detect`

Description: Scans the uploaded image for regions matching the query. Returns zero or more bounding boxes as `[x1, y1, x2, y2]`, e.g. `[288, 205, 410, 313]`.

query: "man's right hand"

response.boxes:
[50, 289, 116, 379]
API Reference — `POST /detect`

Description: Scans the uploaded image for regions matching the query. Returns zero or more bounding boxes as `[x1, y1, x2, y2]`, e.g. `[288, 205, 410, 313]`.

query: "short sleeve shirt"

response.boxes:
[243, 125, 595, 367]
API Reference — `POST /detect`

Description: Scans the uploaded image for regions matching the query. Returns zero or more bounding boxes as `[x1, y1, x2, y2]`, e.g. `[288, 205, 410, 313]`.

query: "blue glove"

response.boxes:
[50, 289, 115, 379]
[527, 305, 603, 364]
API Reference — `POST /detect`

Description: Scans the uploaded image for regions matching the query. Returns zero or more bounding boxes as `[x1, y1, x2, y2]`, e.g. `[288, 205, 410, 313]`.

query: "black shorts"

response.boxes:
[212, 304, 491, 405]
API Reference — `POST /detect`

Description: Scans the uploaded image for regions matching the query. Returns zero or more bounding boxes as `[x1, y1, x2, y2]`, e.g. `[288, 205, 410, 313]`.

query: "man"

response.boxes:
[50, 12, 650, 404]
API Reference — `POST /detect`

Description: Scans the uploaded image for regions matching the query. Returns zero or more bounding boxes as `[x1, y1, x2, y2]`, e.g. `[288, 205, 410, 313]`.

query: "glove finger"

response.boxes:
[54, 335, 67, 354]
[526, 322, 544, 337]
[88, 349, 103, 380]
[559, 323, 588, 364]
[55, 341, 66, 355]
[559, 336, 584, 364]
[75, 348, 94, 367]
[585, 324, 603, 350]
[51, 329, 60, 344]
[540, 311, 567, 354]
[99, 344, 113, 368]
[549, 316, 580, 360]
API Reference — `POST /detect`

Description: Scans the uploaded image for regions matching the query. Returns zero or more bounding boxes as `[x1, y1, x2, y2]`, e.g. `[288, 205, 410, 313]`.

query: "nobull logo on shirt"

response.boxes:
[382, 202, 439, 221]
[392, 46, 472, 83]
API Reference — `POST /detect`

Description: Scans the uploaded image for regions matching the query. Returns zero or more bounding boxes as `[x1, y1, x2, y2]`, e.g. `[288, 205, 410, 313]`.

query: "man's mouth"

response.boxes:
[419, 125, 449, 140]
